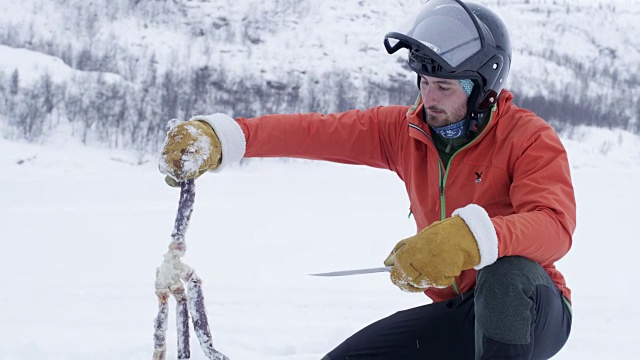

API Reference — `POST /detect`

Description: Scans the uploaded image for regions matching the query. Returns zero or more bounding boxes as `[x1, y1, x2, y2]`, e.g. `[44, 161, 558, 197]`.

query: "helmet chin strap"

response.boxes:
[466, 112, 483, 139]
[464, 84, 486, 139]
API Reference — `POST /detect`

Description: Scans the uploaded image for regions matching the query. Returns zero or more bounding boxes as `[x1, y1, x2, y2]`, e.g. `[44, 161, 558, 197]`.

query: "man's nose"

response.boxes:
[422, 88, 440, 107]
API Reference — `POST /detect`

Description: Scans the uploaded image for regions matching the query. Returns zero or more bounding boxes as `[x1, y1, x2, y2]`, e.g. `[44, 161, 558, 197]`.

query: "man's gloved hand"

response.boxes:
[159, 120, 222, 187]
[383, 205, 498, 292]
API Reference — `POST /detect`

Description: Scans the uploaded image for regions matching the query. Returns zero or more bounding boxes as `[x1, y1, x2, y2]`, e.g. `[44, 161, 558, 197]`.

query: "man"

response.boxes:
[159, 0, 575, 359]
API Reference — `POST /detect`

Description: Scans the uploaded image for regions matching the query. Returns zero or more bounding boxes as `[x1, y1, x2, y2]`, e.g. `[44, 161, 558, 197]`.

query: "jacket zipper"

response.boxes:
[437, 107, 496, 296]
[438, 160, 459, 296]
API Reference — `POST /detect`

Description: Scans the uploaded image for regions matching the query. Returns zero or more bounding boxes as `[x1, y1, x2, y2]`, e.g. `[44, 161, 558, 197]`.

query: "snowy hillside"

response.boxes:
[1, 126, 640, 359]
[0, 0, 638, 148]
[2, 0, 636, 83]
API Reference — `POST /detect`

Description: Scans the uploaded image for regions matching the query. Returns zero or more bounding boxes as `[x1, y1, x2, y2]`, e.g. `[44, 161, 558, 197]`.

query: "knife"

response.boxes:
[309, 266, 392, 277]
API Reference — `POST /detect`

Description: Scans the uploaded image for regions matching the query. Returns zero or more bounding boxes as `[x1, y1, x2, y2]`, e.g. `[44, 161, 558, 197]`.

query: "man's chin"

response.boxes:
[426, 115, 451, 128]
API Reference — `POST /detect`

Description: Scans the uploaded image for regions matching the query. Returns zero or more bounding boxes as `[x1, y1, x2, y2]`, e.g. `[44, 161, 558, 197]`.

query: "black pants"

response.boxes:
[324, 257, 572, 360]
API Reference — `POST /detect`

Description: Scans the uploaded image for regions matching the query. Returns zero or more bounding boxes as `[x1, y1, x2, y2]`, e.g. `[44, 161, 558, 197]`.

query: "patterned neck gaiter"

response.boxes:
[431, 120, 467, 139]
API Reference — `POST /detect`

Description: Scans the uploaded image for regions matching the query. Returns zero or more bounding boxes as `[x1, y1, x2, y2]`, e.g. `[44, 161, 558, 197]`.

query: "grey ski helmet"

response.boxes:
[384, 0, 511, 113]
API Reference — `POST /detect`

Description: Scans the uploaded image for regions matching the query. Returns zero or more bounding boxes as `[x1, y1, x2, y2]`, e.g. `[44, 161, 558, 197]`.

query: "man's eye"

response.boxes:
[439, 86, 450, 91]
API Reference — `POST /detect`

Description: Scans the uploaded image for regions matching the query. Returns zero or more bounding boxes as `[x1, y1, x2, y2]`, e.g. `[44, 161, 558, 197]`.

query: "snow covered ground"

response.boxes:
[1, 125, 639, 359]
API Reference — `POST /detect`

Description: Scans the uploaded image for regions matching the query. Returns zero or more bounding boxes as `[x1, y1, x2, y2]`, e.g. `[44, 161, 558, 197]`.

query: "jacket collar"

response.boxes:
[406, 89, 513, 145]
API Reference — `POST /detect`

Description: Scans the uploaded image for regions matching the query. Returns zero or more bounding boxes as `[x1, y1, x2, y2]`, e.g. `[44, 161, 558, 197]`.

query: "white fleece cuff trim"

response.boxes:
[452, 204, 499, 270]
[190, 113, 246, 170]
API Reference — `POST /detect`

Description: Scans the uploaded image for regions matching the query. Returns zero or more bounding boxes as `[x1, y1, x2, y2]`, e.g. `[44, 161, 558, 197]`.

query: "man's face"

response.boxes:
[419, 75, 468, 127]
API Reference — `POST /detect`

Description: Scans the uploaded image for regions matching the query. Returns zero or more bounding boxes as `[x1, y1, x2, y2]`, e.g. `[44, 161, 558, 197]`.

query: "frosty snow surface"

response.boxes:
[1, 125, 639, 359]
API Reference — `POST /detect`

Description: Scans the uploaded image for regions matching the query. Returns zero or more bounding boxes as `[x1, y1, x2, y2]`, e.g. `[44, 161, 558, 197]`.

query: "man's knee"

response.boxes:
[477, 256, 553, 293]
[475, 256, 546, 344]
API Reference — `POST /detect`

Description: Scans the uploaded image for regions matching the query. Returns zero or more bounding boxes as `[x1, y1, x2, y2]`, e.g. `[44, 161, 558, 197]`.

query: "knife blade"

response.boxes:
[309, 266, 392, 277]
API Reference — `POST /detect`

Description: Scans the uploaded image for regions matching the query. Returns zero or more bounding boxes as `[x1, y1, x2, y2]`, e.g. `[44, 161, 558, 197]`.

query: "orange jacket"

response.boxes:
[236, 90, 576, 303]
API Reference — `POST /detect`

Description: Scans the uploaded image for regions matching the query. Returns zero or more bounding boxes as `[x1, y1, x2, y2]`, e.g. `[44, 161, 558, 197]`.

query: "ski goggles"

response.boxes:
[383, 0, 501, 81]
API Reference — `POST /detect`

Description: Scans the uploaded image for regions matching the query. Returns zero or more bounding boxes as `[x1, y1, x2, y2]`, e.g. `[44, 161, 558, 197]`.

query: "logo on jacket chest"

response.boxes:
[475, 171, 483, 183]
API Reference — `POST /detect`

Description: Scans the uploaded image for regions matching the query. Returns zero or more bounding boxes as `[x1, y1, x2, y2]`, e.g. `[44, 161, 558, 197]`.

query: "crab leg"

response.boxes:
[185, 271, 229, 360]
[153, 290, 170, 360]
[153, 179, 228, 359]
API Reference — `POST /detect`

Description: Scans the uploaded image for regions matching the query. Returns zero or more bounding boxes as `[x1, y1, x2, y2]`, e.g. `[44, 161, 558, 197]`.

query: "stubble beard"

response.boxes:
[424, 102, 468, 128]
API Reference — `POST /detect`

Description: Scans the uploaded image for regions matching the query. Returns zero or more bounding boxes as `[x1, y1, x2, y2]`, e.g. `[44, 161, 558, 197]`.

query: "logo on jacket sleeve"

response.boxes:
[475, 171, 483, 183]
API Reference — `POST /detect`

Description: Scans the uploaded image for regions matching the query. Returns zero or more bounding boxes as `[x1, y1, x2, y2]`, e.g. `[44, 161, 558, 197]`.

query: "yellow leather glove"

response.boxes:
[384, 206, 498, 292]
[159, 120, 222, 187]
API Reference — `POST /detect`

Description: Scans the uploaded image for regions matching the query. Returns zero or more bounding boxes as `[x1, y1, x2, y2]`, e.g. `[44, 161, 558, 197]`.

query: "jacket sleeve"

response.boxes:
[235, 106, 408, 172]
[491, 123, 577, 265]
